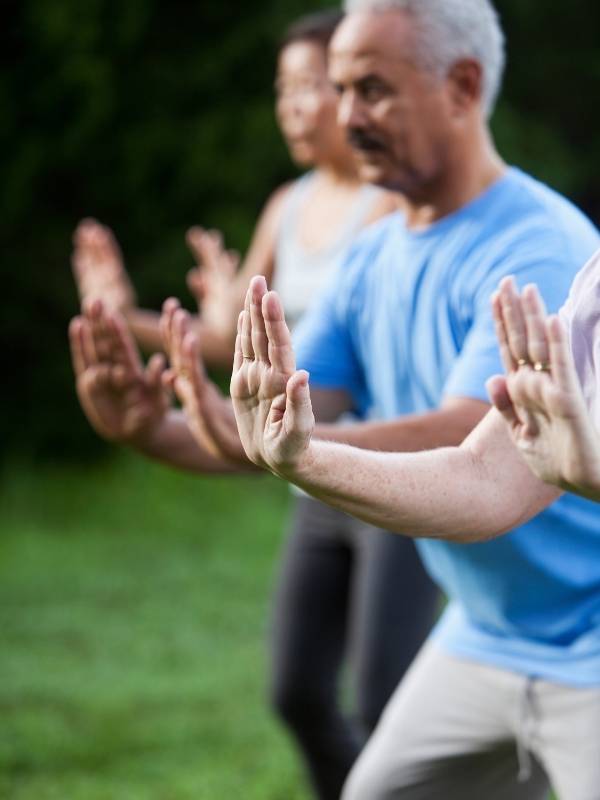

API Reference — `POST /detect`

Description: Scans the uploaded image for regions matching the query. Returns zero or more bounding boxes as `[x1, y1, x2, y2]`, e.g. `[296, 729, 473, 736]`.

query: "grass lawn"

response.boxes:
[0, 453, 310, 799]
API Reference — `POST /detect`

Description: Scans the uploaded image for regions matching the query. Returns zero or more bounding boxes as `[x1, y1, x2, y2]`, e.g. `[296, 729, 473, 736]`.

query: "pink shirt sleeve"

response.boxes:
[559, 248, 600, 427]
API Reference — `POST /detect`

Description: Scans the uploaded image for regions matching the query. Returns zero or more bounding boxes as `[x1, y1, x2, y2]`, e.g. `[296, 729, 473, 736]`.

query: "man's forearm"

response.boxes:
[314, 400, 489, 452]
[281, 411, 559, 541]
[135, 410, 256, 474]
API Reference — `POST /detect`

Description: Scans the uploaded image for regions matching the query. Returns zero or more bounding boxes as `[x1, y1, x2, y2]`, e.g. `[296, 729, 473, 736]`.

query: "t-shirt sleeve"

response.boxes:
[443, 256, 580, 402]
[293, 257, 368, 410]
[556, 248, 600, 426]
[559, 248, 600, 328]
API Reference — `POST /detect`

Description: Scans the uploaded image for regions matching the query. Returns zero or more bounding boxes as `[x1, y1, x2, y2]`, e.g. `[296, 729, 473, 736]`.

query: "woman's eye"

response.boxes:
[277, 80, 322, 99]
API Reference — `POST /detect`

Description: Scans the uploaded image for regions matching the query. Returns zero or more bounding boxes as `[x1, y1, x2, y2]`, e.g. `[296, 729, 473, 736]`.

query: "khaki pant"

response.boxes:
[343, 641, 600, 800]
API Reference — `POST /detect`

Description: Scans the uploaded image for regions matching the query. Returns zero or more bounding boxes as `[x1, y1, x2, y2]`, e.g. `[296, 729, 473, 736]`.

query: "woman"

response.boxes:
[71, 11, 438, 799]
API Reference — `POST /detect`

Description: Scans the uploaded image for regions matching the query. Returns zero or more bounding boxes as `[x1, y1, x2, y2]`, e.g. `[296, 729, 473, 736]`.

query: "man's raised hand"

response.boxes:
[70, 299, 167, 444]
[230, 276, 314, 475]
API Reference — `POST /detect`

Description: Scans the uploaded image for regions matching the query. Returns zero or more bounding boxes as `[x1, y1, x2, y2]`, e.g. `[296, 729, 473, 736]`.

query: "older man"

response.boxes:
[72, 0, 600, 797]
[222, 1, 600, 798]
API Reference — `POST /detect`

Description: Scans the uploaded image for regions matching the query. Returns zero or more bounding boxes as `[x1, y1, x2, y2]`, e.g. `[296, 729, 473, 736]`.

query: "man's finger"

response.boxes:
[250, 276, 270, 363]
[282, 370, 314, 440]
[233, 310, 245, 373]
[263, 290, 296, 375]
[240, 285, 255, 362]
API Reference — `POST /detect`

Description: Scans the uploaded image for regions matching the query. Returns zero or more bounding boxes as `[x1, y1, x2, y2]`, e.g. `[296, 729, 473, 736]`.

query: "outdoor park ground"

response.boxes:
[0, 454, 309, 799]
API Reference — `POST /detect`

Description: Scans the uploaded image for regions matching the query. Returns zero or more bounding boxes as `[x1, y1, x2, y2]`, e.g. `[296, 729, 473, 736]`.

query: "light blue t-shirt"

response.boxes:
[294, 167, 600, 686]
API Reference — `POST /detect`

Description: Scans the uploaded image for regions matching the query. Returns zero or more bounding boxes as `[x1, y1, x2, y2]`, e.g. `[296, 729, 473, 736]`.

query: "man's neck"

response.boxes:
[402, 130, 505, 230]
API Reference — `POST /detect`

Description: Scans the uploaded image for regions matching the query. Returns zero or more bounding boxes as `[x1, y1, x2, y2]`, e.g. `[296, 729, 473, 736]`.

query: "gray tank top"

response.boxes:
[273, 171, 381, 331]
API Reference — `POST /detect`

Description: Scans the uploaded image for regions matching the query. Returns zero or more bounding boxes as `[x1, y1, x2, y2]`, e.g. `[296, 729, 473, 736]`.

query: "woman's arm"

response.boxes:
[71, 187, 290, 366]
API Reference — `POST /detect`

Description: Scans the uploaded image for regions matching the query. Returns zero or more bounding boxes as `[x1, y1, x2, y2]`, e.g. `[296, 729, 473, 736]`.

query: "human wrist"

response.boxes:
[273, 441, 320, 487]
[124, 410, 169, 454]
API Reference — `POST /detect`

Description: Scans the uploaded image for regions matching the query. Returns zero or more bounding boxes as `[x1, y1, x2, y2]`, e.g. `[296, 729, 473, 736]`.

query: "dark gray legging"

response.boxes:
[269, 494, 440, 800]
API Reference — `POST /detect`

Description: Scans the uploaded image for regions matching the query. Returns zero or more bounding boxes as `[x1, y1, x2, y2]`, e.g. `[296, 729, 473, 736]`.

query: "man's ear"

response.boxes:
[446, 59, 483, 118]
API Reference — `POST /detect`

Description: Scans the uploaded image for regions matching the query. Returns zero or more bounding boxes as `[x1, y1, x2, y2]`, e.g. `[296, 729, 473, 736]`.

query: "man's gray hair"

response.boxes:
[343, 0, 505, 118]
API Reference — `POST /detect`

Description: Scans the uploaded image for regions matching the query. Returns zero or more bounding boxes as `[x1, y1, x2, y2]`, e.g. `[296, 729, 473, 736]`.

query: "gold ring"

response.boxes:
[533, 361, 551, 373]
[242, 355, 254, 361]
[517, 358, 529, 367]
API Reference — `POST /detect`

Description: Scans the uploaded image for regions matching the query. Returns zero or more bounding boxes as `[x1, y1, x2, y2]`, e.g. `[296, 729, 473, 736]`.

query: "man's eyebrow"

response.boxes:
[355, 73, 385, 84]
[331, 71, 386, 87]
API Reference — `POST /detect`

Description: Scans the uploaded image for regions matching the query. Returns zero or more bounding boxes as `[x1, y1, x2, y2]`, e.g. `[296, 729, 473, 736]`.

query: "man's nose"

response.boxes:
[337, 91, 365, 130]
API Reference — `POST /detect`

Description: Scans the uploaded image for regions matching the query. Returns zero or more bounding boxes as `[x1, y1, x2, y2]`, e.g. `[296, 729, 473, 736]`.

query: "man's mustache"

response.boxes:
[347, 130, 386, 153]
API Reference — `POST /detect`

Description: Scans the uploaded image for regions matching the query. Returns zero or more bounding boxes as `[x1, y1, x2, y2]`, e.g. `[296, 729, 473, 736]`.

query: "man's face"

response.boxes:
[329, 11, 458, 195]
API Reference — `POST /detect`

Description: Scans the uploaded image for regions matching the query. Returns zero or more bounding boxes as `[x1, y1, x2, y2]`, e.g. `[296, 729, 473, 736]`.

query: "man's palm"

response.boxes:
[230, 277, 314, 474]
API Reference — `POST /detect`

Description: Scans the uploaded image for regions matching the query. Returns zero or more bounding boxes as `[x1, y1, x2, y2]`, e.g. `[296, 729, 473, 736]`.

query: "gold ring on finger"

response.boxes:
[533, 361, 551, 373]
[517, 358, 530, 368]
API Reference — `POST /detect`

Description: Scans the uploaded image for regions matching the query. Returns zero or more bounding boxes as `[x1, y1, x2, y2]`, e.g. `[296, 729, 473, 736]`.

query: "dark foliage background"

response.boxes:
[2, 0, 600, 462]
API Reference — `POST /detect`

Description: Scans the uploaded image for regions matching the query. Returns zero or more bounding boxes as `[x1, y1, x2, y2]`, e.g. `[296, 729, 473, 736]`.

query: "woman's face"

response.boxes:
[275, 40, 347, 167]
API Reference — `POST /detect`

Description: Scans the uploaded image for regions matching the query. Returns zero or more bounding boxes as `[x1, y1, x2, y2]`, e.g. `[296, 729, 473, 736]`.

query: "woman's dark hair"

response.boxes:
[279, 9, 344, 53]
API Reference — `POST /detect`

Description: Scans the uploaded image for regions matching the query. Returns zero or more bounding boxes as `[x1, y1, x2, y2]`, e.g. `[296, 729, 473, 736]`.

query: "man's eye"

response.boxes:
[362, 84, 384, 101]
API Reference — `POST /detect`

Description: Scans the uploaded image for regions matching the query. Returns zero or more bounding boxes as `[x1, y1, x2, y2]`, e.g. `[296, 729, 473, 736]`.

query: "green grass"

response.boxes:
[0, 454, 309, 799]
